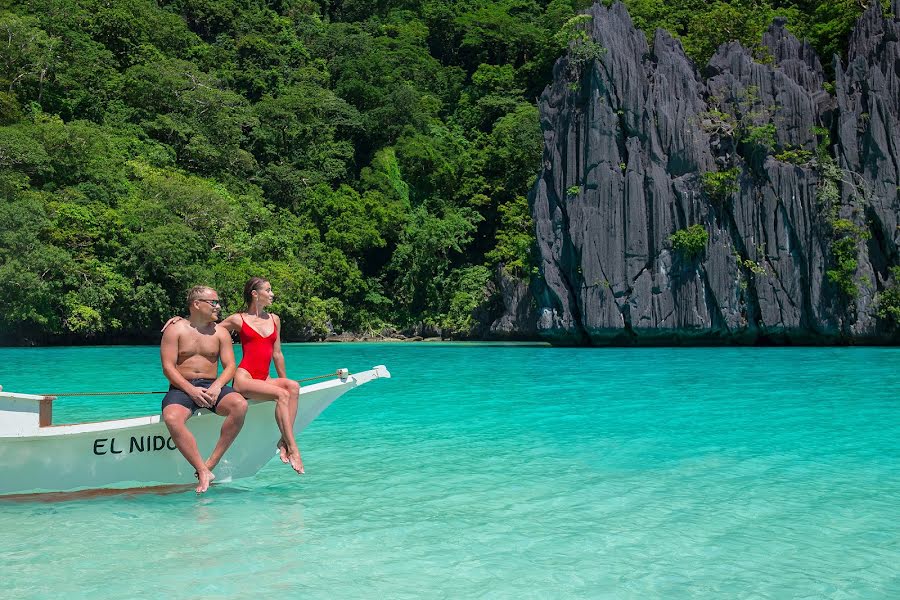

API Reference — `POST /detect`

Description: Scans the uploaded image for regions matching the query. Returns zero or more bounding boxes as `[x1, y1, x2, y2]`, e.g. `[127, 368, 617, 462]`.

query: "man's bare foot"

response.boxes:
[194, 458, 218, 480]
[196, 469, 215, 493]
[288, 452, 304, 475]
[276, 440, 290, 464]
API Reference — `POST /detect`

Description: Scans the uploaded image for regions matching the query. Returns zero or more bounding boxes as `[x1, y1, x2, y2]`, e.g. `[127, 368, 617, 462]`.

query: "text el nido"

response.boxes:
[92, 435, 177, 455]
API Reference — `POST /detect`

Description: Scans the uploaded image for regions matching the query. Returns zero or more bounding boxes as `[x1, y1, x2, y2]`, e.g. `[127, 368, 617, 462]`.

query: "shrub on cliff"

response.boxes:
[875, 266, 900, 326]
[826, 219, 870, 300]
[701, 168, 740, 203]
[669, 224, 708, 259]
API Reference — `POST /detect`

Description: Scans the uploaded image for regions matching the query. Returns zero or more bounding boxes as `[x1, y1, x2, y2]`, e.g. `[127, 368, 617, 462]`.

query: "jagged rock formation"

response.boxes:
[835, 1, 900, 334]
[494, 1, 900, 344]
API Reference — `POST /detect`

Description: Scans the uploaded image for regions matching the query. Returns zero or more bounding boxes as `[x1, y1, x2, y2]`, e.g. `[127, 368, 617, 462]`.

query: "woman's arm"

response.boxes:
[218, 313, 241, 333]
[272, 314, 287, 379]
[164, 313, 239, 334]
[160, 315, 183, 332]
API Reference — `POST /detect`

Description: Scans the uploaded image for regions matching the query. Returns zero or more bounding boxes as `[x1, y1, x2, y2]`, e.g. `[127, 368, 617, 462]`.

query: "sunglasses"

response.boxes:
[196, 299, 223, 308]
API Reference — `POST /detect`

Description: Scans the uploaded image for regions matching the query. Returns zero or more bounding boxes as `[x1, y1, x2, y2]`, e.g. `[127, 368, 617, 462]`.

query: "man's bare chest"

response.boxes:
[177, 332, 219, 362]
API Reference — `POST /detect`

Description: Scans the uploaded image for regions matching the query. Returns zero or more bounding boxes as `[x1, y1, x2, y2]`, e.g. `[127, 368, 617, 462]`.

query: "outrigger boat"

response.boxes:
[0, 365, 390, 497]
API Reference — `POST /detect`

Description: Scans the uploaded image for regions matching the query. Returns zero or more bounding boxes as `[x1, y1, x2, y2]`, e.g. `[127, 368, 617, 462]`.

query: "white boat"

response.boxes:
[0, 365, 390, 498]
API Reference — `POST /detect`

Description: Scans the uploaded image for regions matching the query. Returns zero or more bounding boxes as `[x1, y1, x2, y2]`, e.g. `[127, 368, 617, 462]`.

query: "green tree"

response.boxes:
[0, 12, 57, 101]
[454, 0, 545, 68]
[486, 195, 534, 276]
[454, 63, 523, 132]
[443, 265, 492, 336]
[388, 205, 481, 320]
[250, 82, 360, 202]
[682, 1, 774, 65]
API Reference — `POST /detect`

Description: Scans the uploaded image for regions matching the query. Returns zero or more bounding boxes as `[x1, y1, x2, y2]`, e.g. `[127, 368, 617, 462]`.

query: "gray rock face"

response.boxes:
[501, 1, 900, 344]
[834, 1, 900, 336]
[488, 267, 536, 339]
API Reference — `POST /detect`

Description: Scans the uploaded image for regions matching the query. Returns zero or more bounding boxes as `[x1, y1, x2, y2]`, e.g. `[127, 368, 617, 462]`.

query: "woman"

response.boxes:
[163, 277, 304, 474]
[222, 277, 304, 474]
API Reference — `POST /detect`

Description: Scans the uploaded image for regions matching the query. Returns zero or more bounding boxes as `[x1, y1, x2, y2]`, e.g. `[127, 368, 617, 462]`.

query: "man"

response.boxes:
[160, 285, 248, 493]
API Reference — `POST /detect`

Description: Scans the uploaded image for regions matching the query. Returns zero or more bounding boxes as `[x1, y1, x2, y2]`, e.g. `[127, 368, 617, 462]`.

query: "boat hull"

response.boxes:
[0, 366, 389, 496]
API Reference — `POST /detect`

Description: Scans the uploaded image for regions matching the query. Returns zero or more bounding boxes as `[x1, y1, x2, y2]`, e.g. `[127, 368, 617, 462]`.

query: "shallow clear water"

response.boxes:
[1, 344, 899, 598]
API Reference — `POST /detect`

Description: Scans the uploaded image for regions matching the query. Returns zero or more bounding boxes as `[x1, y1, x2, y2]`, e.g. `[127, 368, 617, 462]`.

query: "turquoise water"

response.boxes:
[1, 344, 899, 598]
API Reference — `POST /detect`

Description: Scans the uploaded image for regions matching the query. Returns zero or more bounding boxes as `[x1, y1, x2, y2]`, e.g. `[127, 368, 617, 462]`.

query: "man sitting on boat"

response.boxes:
[160, 285, 248, 493]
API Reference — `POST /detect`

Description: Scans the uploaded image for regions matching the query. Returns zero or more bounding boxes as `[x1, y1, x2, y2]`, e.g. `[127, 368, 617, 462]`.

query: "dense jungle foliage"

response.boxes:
[0, 0, 883, 342]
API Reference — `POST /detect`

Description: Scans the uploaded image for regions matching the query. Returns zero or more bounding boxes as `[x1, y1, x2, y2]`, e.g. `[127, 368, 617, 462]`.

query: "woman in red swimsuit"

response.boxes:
[218, 277, 304, 474]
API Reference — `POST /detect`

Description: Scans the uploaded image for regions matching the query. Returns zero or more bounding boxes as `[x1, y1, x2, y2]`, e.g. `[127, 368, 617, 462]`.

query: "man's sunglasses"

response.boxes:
[196, 299, 223, 308]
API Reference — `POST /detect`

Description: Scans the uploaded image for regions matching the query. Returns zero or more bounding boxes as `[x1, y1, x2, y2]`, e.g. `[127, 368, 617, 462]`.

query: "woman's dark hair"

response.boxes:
[242, 277, 269, 312]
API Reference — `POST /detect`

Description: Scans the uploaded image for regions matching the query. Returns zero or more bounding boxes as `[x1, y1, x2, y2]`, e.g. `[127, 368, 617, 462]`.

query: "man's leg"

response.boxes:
[206, 392, 248, 472]
[234, 376, 303, 474]
[162, 404, 215, 493]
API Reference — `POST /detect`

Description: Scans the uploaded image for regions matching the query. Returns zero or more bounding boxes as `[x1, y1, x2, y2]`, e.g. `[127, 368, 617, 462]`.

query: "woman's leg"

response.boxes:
[233, 371, 304, 474]
[269, 378, 301, 472]
[270, 378, 300, 462]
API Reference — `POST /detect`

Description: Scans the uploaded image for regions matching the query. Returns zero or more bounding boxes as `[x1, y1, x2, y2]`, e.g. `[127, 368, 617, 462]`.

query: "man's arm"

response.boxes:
[213, 327, 238, 390]
[272, 314, 287, 379]
[160, 323, 213, 407]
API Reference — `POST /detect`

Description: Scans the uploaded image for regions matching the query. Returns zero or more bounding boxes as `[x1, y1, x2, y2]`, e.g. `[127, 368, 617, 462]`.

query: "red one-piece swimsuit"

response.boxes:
[237, 315, 277, 380]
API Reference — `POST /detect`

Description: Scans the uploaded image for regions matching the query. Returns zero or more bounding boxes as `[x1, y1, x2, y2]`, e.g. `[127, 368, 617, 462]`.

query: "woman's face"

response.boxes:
[254, 282, 274, 307]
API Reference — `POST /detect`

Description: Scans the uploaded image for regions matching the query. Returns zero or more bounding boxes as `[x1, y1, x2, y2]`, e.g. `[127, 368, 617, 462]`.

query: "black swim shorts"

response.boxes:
[161, 378, 236, 414]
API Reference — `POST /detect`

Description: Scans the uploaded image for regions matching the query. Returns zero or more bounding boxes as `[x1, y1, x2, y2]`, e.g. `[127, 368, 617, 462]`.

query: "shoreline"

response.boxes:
[1, 336, 899, 348]
[0, 337, 555, 348]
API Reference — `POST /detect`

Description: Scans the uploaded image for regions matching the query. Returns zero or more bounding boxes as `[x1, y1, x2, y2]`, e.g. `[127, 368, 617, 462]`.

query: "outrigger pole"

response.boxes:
[43, 369, 352, 397]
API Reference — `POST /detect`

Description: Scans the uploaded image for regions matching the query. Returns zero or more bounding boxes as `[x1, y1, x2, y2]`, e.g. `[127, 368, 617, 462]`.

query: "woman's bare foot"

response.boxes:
[196, 469, 216, 493]
[288, 451, 304, 475]
[276, 439, 290, 464]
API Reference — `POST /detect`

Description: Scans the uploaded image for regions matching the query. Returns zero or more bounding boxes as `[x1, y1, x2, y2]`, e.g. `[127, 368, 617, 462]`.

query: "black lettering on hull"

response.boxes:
[93, 439, 108, 455]
[129, 436, 144, 453]
[92, 435, 177, 455]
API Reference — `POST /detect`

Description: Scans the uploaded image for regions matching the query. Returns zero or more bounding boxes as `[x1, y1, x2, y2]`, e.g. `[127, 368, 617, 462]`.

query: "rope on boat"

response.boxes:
[49, 390, 167, 397]
[43, 370, 350, 398]
[296, 370, 350, 383]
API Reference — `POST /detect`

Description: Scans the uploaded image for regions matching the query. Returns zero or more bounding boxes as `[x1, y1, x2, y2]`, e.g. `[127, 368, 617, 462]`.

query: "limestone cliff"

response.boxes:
[492, 1, 900, 344]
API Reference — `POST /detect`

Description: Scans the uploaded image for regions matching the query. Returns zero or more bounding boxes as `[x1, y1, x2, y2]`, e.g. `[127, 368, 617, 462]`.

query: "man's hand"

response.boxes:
[187, 385, 214, 408]
[206, 383, 222, 405]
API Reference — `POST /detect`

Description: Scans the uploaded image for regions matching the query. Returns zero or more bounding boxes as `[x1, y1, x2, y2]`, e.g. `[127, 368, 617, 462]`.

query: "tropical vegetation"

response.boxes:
[0, 0, 885, 342]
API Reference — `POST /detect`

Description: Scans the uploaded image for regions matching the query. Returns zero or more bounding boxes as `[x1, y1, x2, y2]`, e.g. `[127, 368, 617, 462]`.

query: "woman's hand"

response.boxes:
[161, 316, 184, 332]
